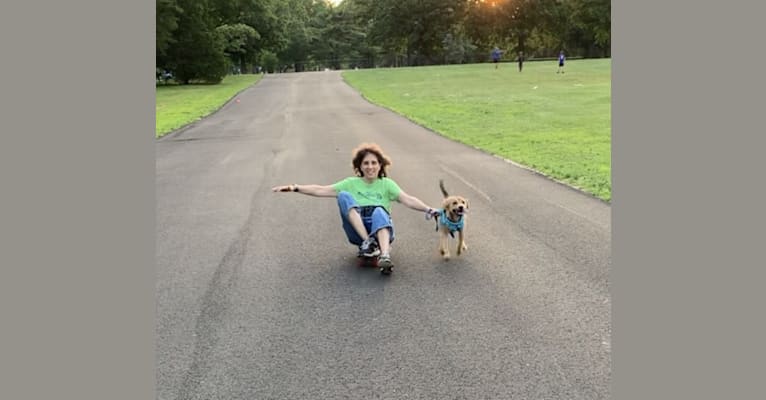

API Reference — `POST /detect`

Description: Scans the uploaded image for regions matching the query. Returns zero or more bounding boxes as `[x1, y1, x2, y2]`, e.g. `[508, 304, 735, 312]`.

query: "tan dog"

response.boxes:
[437, 180, 468, 260]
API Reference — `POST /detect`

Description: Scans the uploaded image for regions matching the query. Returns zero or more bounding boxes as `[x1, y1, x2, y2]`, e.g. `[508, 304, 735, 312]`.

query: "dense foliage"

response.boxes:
[156, 0, 610, 83]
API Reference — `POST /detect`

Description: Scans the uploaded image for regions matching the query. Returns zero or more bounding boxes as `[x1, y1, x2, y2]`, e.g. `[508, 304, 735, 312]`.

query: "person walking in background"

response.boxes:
[518, 51, 524, 72]
[557, 50, 566, 73]
[491, 47, 503, 69]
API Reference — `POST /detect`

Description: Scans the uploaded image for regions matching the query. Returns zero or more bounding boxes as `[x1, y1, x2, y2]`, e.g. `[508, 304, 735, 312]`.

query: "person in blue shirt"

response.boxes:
[557, 50, 566, 73]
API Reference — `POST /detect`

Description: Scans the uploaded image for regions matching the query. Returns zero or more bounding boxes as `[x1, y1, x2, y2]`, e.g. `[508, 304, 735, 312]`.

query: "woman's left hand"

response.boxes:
[272, 185, 293, 192]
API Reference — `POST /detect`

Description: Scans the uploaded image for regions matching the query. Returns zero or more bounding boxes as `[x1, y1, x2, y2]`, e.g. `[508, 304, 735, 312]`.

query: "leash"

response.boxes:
[425, 208, 440, 231]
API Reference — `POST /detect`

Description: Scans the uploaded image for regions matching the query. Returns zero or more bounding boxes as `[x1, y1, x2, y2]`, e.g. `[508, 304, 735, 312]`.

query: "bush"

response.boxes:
[260, 49, 279, 73]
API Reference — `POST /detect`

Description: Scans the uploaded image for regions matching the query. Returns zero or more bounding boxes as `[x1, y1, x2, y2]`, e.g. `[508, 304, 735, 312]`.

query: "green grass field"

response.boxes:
[342, 59, 611, 201]
[155, 74, 263, 137]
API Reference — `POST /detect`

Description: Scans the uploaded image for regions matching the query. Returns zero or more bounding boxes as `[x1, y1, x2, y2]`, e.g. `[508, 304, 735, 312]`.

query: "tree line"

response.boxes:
[157, 0, 610, 84]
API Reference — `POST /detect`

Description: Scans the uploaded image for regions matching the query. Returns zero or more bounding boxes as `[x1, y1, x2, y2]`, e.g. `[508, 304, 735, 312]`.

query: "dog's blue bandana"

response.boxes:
[437, 209, 464, 237]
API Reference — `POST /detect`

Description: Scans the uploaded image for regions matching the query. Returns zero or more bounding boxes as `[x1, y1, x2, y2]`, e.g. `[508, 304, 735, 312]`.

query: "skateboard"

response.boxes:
[356, 254, 378, 268]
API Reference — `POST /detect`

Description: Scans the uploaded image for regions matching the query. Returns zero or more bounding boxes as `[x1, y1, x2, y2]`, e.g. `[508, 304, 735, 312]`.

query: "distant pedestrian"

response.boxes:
[518, 51, 524, 72]
[491, 47, 503, 69]
[557, 50, 565, 73]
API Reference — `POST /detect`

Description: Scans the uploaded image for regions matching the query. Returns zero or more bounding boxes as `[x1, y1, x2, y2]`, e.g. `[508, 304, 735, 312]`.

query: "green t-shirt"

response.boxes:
[332, 177, 402, 213]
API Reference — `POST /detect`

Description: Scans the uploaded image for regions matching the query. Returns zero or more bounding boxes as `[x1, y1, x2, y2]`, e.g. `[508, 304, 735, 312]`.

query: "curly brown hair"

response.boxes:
[351, 143, 392, 178]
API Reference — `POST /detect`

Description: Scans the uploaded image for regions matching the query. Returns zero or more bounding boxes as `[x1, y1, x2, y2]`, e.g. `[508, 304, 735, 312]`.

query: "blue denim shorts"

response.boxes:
[337, 191, 395, 246]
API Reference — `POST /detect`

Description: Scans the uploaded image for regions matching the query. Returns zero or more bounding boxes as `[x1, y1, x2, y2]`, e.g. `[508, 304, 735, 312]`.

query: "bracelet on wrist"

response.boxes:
[292, 184, 299, 192]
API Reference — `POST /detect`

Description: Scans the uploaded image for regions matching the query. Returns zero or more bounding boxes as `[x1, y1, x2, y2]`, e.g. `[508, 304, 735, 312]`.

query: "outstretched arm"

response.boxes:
[271, 184, 337, 197]
[397, 190, 439, 217]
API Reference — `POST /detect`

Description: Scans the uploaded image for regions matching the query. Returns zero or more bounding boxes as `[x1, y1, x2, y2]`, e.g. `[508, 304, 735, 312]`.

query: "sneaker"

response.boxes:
[358, 236, 380, 257]
[378, 255, 394, 275]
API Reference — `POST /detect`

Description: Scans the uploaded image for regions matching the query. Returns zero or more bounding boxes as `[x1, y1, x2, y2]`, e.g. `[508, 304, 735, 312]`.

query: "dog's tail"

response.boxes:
[439, 179, 449, 198]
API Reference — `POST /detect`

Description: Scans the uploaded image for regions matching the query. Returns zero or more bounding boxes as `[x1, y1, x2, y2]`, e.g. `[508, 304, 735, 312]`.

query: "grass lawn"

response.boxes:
[155, 74, 263, 138]
[342, 59, 611, 201]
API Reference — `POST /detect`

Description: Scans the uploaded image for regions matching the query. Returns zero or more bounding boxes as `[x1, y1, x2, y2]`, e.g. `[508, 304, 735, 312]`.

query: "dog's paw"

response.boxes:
[439, 240, 451, 260]
[457, 242, 468, 255]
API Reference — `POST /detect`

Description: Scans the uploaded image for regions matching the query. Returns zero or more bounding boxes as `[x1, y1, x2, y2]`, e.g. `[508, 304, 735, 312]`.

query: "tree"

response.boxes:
[209, 0, 287, 68]
[168, 0, 228, 83]
[360, 0, 465, 66]
[494, 0, 543, 56]
[463, 0, 506, 55]
[442, 30, 477, 64]
[259, 49, 279, 73]
[157, 0, 181, 68]
[569, 0, 610, 57]
[312, 2, 373, 69]
[216, 23, 260, 72]
[156, 0, 611, 81]
[276, 0, 320, 72]
[535, 0, 574, 55]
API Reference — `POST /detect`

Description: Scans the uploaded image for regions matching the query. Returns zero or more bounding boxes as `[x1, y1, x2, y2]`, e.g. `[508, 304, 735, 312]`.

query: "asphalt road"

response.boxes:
[156, 71, 611, 400]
